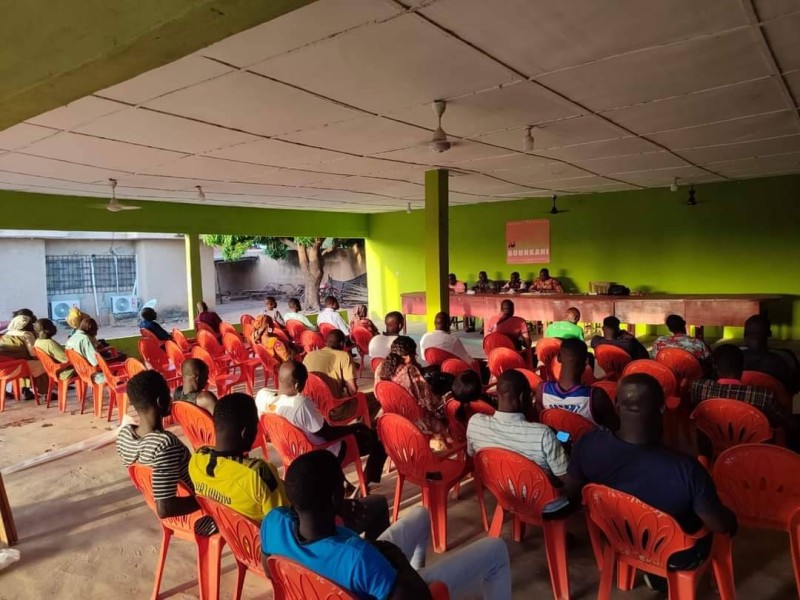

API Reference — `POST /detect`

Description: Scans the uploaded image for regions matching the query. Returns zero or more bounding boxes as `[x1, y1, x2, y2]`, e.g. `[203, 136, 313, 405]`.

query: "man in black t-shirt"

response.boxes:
[590, 316, 649, 360]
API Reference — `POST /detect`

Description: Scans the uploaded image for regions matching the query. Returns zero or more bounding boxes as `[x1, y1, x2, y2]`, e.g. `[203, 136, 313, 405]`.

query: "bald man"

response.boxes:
[544, 307, 584, 341]
[419, 312, 474, 366]
[173, 358, 218, 414]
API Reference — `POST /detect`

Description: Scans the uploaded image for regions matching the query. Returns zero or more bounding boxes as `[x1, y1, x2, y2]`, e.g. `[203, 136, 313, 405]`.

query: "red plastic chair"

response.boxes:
[171, 328, 196, 353]
[0, 359, 38, 412]
[300, 330, 326, 353]
[350, 326, 374, 378]
[539, 408, 596, 443]
[690, 398, 772, 459]
[191, 346, 246, 396]
[482, 332, 516, 355]
[194, 496, 265, 600]
[444, 398, 495, 444]
[370, 357, 384, 373]
[125, 358, 147, 378]
[218, 321, 238, 339]
[474, 448, 568, 600]
[622, 359, 681, 409]
[139, 338, 180, 390]
[377, 413, 468, 552]
[374, 380, 424, 423]
[165, 340, 186, 372]
[594, 344, 632, 382]
[96, 353, 130, 422]
[195, 322, 216, 335]
[172, 400, 215, 451]
[712, 443, 800, 597]
[66, 349, 105, 417]
[304, 373, 372, 428]
[222, 333, 263, 395]
[127, 464, 223, 600]
[33, 347, 83, 412]
[196, 330, 232, 369]
[260, 413, 367, 496]
[591, 380, 618, 405]
[318, 322, 336, 338]
[514, 367, 543, 392]
[742, 370, 792, 410]
[140, 327, 160, 342]
[239, 314, 254, 329]
[536, 338, 562, 381]
[487, 347, 525, 379]
[549, 360, 596, 385]
[582, 484, 735, 600]
[424, 347, 459, 367]
[441, 358, 473, 377]
[285, 320, 309, 342]
[655, 347, 704, 391]
[252, 344, 280, 389]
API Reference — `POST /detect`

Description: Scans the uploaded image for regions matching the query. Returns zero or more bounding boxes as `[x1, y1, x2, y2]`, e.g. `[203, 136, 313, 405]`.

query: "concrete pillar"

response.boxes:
[185, 233, 203, 323]
[424, 169, 449, 330]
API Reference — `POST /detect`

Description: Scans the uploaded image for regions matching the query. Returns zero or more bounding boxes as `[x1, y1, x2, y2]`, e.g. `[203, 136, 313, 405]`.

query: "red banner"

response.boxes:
[506, 219, 550, 264]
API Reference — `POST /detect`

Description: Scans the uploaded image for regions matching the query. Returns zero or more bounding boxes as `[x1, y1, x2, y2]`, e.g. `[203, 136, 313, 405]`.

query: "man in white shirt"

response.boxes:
[368, 311, 405, 360]
[420, 312, 475, 366]
[467, 370, 569, 481]
[317, 296, 351, 335]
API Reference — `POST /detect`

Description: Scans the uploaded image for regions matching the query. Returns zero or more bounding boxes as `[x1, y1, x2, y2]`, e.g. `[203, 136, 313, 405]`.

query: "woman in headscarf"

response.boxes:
[349, 304, 379, 336]
[0, 314, 48, 399]
[251, 314, 296, 363]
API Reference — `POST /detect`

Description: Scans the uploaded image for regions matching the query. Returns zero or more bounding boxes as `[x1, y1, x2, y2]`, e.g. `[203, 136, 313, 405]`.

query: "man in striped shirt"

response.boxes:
[117, 371, 215, 536]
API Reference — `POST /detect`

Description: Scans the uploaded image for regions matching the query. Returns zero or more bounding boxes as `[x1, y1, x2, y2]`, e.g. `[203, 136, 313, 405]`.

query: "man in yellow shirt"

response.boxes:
[189, 393, 288, 522]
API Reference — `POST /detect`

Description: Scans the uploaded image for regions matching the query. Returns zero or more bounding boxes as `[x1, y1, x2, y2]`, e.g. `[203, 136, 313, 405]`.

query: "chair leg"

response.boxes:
[152, 527, 172, 600]
[789, 521, 800, 600]
[392, 474, 405, 522]
[107, 390, 117, 422]
[512, 515, 525, 543]
[665, 569, 698, 600]
[233, 562, 247, 600]
[617, 562, 636, 591]
[0, 382, 6, 412]
[488, 505, 505, 538]
[45, 380, 54, 408]
[474, 476, 489, 532]
[542, 519, 570, 600]
[598, 545, 615, 600]
[710, 535, 736, 600]
[427, 485, 450, 553]
[196, 534, 222, 600]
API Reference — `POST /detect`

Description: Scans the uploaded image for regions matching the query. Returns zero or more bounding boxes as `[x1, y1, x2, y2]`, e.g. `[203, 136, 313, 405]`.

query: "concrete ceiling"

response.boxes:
[1, 0, 798, 213]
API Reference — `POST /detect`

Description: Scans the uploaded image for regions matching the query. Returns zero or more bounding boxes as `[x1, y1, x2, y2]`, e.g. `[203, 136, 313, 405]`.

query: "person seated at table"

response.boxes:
[742, 314, 800, 394]
[501, 271, 527, 293]
[566, 373, 737, 590]
[469, 370, 568, 481]
[544, 307, 584, 340]
[263, 296, 286, 327]
[173, 358, 218, 414]
[283, 298, 318, 332]
[195, 301, 222, 336]
[486, 300, 534, 366]
[303, 330, 359, 399]
[651, 314, 710, 361]
[262, 450, 512, 600]
[256, 360, 387, 488]
[349, 304, 379, 336]
[376, 336, 449, 448]
[139, 307, 172, 342]
[448, 273, 466, 294]
[472, 271, 495, 293]
[368, 311, 404, 360]
[419, 311, 474, 367]
[590, 316, 648, 360]
[33, 318, 75, 381]
[117, 371, 216, 535]
[536, 338, 619, 430]
[0, 314, 48, 399]
[690, 344, 791, 428]
[530, 268, 563, 293]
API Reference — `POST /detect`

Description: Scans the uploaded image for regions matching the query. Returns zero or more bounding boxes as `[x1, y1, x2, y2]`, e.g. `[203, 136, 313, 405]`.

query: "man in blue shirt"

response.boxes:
[139, 307, 172, 341]
[262, 450, 511, 600]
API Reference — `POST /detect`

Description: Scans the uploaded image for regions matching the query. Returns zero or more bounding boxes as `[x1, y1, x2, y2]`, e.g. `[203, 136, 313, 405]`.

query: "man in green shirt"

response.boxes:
[33, 318, 75, 380]
[545, 307, 585, 340]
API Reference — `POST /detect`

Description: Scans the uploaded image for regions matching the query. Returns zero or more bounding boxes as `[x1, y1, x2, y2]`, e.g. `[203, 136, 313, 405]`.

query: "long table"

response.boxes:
[401, 292, 778, 328]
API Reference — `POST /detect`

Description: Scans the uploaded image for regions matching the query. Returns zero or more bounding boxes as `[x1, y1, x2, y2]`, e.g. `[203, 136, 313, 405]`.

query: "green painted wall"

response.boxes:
[367, 174, 800, 339]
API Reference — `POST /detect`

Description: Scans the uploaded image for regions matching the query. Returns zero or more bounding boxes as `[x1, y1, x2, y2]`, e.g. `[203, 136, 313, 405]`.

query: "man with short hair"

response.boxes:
[317, 296, 350, 335]
[468, 370, 568, 480]
[189, 393, 289, 522]
[419, 312, 474, 366]
[283, 298, 317, 332]
[117, 371, 215, 535]
[651, 314, 710, 360]
[590, 316, 649, 360]
[471, 271, 495, 293]
[544, 307, 584, 341]
[262, 450, 512, 600]
[302, 330, 359, 398]
[742, 314, 800, 394]
[173, 358, 218, 414]
[368, 311, 405, 360]
[195, 301, 223, 335]
[33, 318, 75, 380]
[486, 299, 533, 366]
[530, 268, 563, 293]
[448, 273, 466, 294]
[501, 271, 527, 293]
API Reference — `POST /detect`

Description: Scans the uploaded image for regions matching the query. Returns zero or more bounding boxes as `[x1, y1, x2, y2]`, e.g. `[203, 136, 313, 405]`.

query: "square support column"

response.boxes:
[424, 169, 449, 330]
[185, 233, 204, 324]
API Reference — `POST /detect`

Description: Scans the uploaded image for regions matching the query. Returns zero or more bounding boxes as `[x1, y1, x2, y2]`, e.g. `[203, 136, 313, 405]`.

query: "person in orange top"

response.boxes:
[530, 268, 563, 293]
[486, 299, 533, 367]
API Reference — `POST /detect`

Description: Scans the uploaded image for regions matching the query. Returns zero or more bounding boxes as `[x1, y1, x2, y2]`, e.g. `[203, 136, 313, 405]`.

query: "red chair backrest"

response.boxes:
[195, 322, 216, 335]
[741, 370, 791, 409]
[514, 368, 543, 392]
[487, 347, 525, 378]
[267, 556, 357, 600]
[0, 359, 28, 382]
[303, 373, 339, 417]
[655, 347, 703, 383]
[254, 344, 279, 371]
[240, 314, 255, 329]
[374, 380, 423, 422]
[260, 413, 314, 470]
[300, 330, 325, 353]
[140, 328, 159, 341]
[550, 360, 595, 385]
[191, 346, 221, 379]
[139, 338, 171, 371]
[318, 323, 336, 338]
[350, 326, 373, 355]
[370, 357, 384, 373]
[482, 332, 516, 355]
[172, 400, 216, 450]
[65, 348, 98, 385]
[222, 333, 249, 363]
[712, 443, 800, 530]
[219, 321, 238, 339]
[535, 338, 562, 369]
[95, 353, 120, 386]
[424, 347, 458, 367]
[690, 398, 772, 457]
[195, 496, 263, 572]
[165, 340, 186, 370]
[285, 320, 309, 342]
[197, 330, 225, 358]
[622, 359, 679, 407]
[539, 408, 596, 443]
[242, 321, 255, 343]
[594, 344, 632, 380]
[172, 328, 193, 352]
[376, 413, 440, 485]
[583, 484, 705, 571]
[474, 448, 558, 517]
[127, 464, 199, 535]
[125, 358, 147, 378]
[591, 380, 617, 404]
[441, 358, 473, 376]
[445, 399, 495, 443]
[33, 347, 67, 381]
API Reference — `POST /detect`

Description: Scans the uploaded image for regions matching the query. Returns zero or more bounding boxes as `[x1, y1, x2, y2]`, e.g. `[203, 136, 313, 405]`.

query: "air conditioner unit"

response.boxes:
[110, 295, 140, 314]
[50, 299, 80, 321]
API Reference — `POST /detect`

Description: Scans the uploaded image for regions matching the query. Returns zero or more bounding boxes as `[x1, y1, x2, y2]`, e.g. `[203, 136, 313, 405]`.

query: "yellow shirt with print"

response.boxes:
[189, 447, 289, 523]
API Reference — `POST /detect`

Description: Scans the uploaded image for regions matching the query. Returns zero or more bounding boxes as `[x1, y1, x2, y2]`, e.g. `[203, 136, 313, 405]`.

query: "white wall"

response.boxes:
[0, 239, 47, 319]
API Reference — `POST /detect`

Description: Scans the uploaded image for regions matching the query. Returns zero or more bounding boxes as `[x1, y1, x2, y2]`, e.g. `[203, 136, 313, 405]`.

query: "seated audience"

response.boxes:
[256, 360, 386, 486]
[376, 336, 449, 446]
[317, 296, 351, 336]
[0, 314, 48, 398]
[472, 271, 495, 293]
[173, 358, 218, 414]
[33, 318, 75, 381]
[66, 306, 90, 333]
[448, 273, 466, 294]
[450, 370, 496, 423]
[590, 316, 649, 360]
[117, 371, 216, 535]
[468, 370, 568, 481]
[419, 311, 474, 366]
[530, 268, 563, 293]
[195, 301, 222, 335]
[742, 314, 800, 394]
[251, 314, 295, 362]
[189, 393, 289, 522]
[66, 318, 124, 380]
[349, 304, 379, 337]
[651, 314, 710, 361]
[262, 450, 511, 600]
[486, 300, 533, 366]
[566, 373, 737, 585]
[690, 344, 791, 427]
[536, 338, 619, 430]
[283, 298, 318, 332]
[368, 311, 405, 360]
[501, 271, 527, 293]
[303, 330, 359, 398]
[544, 307, 584, 340]
[263, 296, 285, 327]
[139, 308, 172, 342]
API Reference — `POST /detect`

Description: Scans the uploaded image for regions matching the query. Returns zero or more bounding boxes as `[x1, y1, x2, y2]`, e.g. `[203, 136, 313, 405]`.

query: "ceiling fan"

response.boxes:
[90, 179, 142, 212]
[546, 193, 569, 214]
[428, 100, 458, 153]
